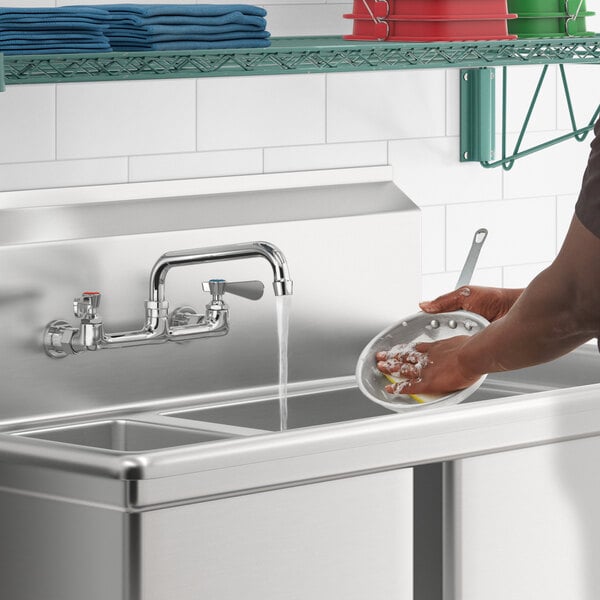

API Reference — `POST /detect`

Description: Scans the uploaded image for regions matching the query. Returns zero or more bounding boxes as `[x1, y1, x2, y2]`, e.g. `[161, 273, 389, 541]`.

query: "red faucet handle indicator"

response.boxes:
[74, 291, 101, 318]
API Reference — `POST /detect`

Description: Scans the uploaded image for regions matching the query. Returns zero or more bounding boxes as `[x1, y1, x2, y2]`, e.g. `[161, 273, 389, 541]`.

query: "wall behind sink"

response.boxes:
[1, 1, 600, 299]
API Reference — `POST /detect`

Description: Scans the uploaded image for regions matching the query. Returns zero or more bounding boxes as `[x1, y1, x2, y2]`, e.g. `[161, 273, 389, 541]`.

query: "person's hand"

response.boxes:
[376, 336, 481, 395]
[419, 286, 523, 322]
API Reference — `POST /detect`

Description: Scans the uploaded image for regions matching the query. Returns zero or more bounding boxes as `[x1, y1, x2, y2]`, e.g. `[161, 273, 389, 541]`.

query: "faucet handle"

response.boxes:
[74, 291, 101, 319]
[202, 279, 265, 301]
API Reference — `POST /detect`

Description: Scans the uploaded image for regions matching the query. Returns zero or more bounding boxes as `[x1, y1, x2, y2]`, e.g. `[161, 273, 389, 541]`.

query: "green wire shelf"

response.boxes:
[1, 35, 600, 86]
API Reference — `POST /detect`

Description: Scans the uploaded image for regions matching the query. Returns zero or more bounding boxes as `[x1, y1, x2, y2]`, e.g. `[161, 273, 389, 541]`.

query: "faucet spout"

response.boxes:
[149, 241, 293, 303]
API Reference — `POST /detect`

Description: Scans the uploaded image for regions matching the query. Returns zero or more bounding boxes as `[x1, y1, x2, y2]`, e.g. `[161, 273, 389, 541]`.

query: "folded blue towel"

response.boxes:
[110, 38, 271, 50]
[149, 38, 271, 49]
[143, 14, 266, 26]
[98, 4, 266, 18]
[0, 21, 111, 31]
[110, 30, 270, 43]
[112, 23, 265, 35]
[0, 47, 112, 55]
[0, 41, 111, 48]
[0, 7, 112, 20]
[0, 32, 108, 41]
[160, 30, 269, 40]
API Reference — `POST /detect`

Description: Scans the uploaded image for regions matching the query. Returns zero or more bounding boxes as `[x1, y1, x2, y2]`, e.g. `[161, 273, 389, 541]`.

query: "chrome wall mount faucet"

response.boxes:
[43, 241, 293, 359]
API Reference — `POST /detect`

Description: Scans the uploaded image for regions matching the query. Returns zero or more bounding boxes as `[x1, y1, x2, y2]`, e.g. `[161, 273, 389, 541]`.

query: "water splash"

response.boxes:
[275, 295, 291, 431]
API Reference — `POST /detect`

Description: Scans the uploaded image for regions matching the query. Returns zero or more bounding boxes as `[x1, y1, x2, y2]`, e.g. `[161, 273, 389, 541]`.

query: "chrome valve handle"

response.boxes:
[202, 279, 265, 301]
[74, 292, 101, 319]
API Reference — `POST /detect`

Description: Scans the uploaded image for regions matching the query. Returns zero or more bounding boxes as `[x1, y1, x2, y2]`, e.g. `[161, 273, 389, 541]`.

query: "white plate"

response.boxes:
[356, 310, 489, 412]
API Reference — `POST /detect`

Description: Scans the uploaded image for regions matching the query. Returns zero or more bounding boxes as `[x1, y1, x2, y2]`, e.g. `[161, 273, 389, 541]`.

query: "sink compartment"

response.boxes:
[165, 382, 524, 431]
[17, 420, 230, 452]
[165, 387, 395, 431]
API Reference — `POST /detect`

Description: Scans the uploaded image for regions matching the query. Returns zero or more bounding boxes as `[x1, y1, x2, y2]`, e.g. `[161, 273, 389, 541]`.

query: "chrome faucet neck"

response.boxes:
[148, 241, 293, 303]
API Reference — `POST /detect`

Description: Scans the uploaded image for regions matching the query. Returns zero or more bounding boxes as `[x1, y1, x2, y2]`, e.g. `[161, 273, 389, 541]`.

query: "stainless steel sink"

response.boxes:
[163, 382, 520, 431]
[164, 387, 392, 430]
[16, 419, 231, 452]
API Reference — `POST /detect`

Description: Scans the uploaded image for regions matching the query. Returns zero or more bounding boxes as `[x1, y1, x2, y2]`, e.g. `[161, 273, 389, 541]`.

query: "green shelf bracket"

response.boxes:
[480, 64, 600, 170]
[461, 61, 600, 169]
[460, 67, 496, 163]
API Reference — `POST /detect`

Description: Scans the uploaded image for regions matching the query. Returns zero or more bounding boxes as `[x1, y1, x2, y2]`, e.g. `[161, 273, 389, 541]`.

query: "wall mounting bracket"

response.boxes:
[461, 63, 600, 170]
[460, 67, 496, 163]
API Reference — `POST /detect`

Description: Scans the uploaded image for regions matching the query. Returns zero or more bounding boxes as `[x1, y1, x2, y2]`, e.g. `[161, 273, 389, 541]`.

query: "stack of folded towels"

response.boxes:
[100, 4, 271, 50]
[0, 6, 112, 55]
[0, 4, 270, 55]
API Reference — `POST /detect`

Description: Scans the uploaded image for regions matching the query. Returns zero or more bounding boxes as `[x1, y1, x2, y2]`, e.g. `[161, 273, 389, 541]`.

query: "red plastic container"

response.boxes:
[343, 0, 517, 41]
[345, 16, 517, 41]
[348, 0, 515, 19]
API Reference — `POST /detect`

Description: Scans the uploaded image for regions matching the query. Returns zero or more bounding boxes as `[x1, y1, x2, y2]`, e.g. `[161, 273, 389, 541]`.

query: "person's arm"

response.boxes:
[378, 215, 600, 395]
[461, 214, 600, 373]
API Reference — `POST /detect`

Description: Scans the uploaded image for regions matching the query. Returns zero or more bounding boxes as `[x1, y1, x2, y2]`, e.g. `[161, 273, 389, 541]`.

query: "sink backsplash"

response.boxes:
[0, 180, 420, 423]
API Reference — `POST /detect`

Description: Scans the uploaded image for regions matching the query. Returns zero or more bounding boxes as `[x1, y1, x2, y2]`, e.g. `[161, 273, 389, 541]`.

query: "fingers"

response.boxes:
[384, 377, 423, 395]
[376, 349, 424, 365]
[376, 343, 431, 383]
[385, 382, 409, 394]
[419, 287, 472, 313]
[376, 342, 433, 396]
[377, 360, 424, 379]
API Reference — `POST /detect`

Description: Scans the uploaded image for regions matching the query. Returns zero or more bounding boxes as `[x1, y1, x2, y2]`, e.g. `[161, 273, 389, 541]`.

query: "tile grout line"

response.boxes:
[443, 204, 447, 273]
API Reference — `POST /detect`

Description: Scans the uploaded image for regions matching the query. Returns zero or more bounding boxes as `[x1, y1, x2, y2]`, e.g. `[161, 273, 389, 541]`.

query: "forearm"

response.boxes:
[459, 273, 592, 376]
[458, 217, 600, 377]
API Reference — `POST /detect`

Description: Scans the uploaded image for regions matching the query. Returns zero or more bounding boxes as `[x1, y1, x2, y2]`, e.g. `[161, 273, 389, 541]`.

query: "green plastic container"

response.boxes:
[507, 0, 595, 36]
[508, 13, 595, 36]
[508, 0, 588, 13]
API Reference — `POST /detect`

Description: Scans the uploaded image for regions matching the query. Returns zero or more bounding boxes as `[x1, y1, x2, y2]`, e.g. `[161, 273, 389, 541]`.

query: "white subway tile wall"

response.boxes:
[1, 0, 599, 286]
[557, 194, 578, 248]
[0, 85, 55, 163]
[197, 75, 326, 150]
[2, 1, 55, 5]
[129, 149, 263, 182]
[503, 262, 552, 288]
[57, 80, 197, 159]
[327, 71, 446, 142]
[420, 206, 445, 274]
[502, 130, 593, 199]
[0, 158, 128, 192]
[266, 4, 352, 36]
[264, 141, 386, 173]
[389, 136, 502, 206]
[446, 196, 557, 270]
[421, 268, 503, 302]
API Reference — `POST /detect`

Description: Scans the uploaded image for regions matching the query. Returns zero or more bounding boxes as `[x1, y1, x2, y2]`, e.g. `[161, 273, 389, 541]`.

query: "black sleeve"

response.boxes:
[575, 118, 600, 239]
